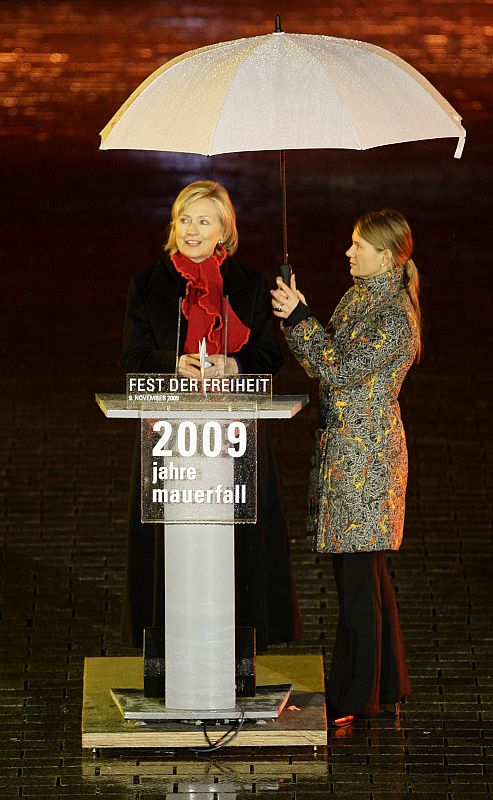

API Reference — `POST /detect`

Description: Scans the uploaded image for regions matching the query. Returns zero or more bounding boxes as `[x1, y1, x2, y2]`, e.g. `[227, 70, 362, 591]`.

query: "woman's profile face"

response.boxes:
[174, 197, 224, 263]
[346, 230, 389, 279]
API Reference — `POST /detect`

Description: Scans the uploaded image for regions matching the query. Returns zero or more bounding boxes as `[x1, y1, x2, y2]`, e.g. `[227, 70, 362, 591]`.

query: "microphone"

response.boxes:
[223, 294, 229, 370]
[174, 296, 182, 376]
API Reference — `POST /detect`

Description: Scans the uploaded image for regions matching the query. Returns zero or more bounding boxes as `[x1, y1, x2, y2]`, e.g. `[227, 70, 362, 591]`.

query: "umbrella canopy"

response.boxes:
[100, 31, 465, 158]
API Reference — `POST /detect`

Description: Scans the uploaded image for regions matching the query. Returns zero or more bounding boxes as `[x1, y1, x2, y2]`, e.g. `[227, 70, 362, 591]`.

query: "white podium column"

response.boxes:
[165, 523, 235, 710]
[161, 447, 237, 711]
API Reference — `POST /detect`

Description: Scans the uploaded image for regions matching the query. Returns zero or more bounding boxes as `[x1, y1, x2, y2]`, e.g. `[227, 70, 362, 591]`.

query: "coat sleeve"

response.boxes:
[283, 303, 416, 389]
[120, 276, 177, 374]
[234, 271, 283, 376]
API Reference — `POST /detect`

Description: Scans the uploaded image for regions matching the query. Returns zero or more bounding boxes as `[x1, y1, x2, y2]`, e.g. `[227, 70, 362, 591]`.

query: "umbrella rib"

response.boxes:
[285, 35, 365, 151]
[205, 40, 267, 154]
[100, 42, 222, 141]
[101, 36, 268, 145]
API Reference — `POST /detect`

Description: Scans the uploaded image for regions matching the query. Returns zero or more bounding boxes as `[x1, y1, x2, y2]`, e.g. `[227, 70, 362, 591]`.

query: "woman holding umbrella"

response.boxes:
[121, 179, 302, 653]
[271, 208, 420, 726]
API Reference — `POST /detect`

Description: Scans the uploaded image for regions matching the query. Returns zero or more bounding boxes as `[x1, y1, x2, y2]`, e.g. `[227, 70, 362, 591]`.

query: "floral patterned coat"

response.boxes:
[283, 266, 418, 553]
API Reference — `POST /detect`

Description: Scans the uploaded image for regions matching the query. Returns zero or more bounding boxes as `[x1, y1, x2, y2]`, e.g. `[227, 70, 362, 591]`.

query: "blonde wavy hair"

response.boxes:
[354, 208, 422, 362]
[165, 180, 238, 256]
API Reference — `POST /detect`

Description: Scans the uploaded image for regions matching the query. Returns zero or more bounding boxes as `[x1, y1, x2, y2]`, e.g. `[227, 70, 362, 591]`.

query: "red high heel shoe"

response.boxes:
[328, 713, 355, 728]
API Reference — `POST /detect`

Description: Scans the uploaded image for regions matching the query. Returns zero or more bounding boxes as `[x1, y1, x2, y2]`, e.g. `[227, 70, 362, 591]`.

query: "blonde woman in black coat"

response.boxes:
[121, 180, 302, 652]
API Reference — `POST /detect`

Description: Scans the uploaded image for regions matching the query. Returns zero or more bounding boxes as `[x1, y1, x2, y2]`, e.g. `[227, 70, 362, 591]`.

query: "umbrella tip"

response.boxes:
[274, 15, 283, 33]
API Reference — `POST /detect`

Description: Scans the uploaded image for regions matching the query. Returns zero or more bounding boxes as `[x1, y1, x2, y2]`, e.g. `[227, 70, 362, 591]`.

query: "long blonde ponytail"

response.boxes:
[404, 257, 422, 362]
[355, 208, 422, 362]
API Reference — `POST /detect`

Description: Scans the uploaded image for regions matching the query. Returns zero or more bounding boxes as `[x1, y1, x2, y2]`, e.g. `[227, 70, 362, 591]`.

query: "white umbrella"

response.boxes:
[100, 19, 466, 268]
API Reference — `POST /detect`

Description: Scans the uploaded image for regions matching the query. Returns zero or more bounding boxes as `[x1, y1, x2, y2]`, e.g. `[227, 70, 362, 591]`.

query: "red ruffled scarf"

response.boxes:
[171, 246, 250, 355]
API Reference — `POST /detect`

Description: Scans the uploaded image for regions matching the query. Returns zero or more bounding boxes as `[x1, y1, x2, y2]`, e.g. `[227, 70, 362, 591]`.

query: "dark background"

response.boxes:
[0, 1, 492, 797]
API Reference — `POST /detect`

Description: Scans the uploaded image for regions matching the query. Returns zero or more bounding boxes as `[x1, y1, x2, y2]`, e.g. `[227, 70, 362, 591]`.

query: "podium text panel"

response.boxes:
[141, 418, 257, 524]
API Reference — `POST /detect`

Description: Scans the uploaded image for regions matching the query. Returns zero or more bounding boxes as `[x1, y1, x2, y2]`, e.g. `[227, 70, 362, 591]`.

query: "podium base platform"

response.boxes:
[111, 683, 292, 721]
[82, 655, 326, 750]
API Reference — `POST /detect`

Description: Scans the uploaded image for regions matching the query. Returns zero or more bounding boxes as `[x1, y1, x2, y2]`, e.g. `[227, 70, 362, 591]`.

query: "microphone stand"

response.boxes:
[223, 294, 229, 375]
[174, 297, 182, 376]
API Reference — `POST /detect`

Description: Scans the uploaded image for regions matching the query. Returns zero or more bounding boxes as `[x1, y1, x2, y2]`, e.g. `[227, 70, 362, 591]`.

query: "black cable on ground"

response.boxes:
[188, 704, 246, 753]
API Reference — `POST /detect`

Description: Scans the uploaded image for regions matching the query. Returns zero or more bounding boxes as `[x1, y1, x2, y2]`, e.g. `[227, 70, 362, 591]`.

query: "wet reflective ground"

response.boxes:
[0, 1, 492, 797]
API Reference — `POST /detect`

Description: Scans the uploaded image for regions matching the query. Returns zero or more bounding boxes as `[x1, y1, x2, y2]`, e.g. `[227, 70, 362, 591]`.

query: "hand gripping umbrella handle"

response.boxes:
[280, 263, 291, 285]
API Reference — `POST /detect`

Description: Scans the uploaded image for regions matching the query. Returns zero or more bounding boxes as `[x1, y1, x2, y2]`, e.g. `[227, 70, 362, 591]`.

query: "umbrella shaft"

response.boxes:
[280, 149, 288, 265]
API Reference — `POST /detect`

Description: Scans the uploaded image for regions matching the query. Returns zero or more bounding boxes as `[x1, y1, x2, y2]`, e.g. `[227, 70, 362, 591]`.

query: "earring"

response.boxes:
[218, 238, 224, 244]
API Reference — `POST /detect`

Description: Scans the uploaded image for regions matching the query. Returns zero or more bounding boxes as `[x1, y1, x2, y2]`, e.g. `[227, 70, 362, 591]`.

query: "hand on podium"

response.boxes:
[178, 352, 239, 378]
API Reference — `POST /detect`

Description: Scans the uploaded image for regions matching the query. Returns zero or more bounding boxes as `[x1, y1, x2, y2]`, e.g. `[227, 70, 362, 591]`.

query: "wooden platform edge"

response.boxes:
[82, 655, 327, 749]
[82, 728, 327, 749]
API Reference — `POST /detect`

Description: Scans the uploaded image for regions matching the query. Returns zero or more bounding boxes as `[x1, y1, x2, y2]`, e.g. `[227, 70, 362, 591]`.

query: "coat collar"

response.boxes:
[148, 252, 249, 299]
[353, 264, 405, 304]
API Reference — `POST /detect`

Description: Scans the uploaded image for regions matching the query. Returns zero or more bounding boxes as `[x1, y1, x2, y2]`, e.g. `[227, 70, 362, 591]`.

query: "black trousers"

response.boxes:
[327, 551, 411, 716]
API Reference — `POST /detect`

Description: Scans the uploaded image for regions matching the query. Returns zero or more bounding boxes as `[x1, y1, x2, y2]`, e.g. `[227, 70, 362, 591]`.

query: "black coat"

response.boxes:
[121, 254, 302, 650]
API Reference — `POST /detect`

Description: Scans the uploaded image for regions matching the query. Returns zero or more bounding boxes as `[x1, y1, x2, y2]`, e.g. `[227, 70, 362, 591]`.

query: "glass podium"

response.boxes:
[95, 380, 308, 720]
